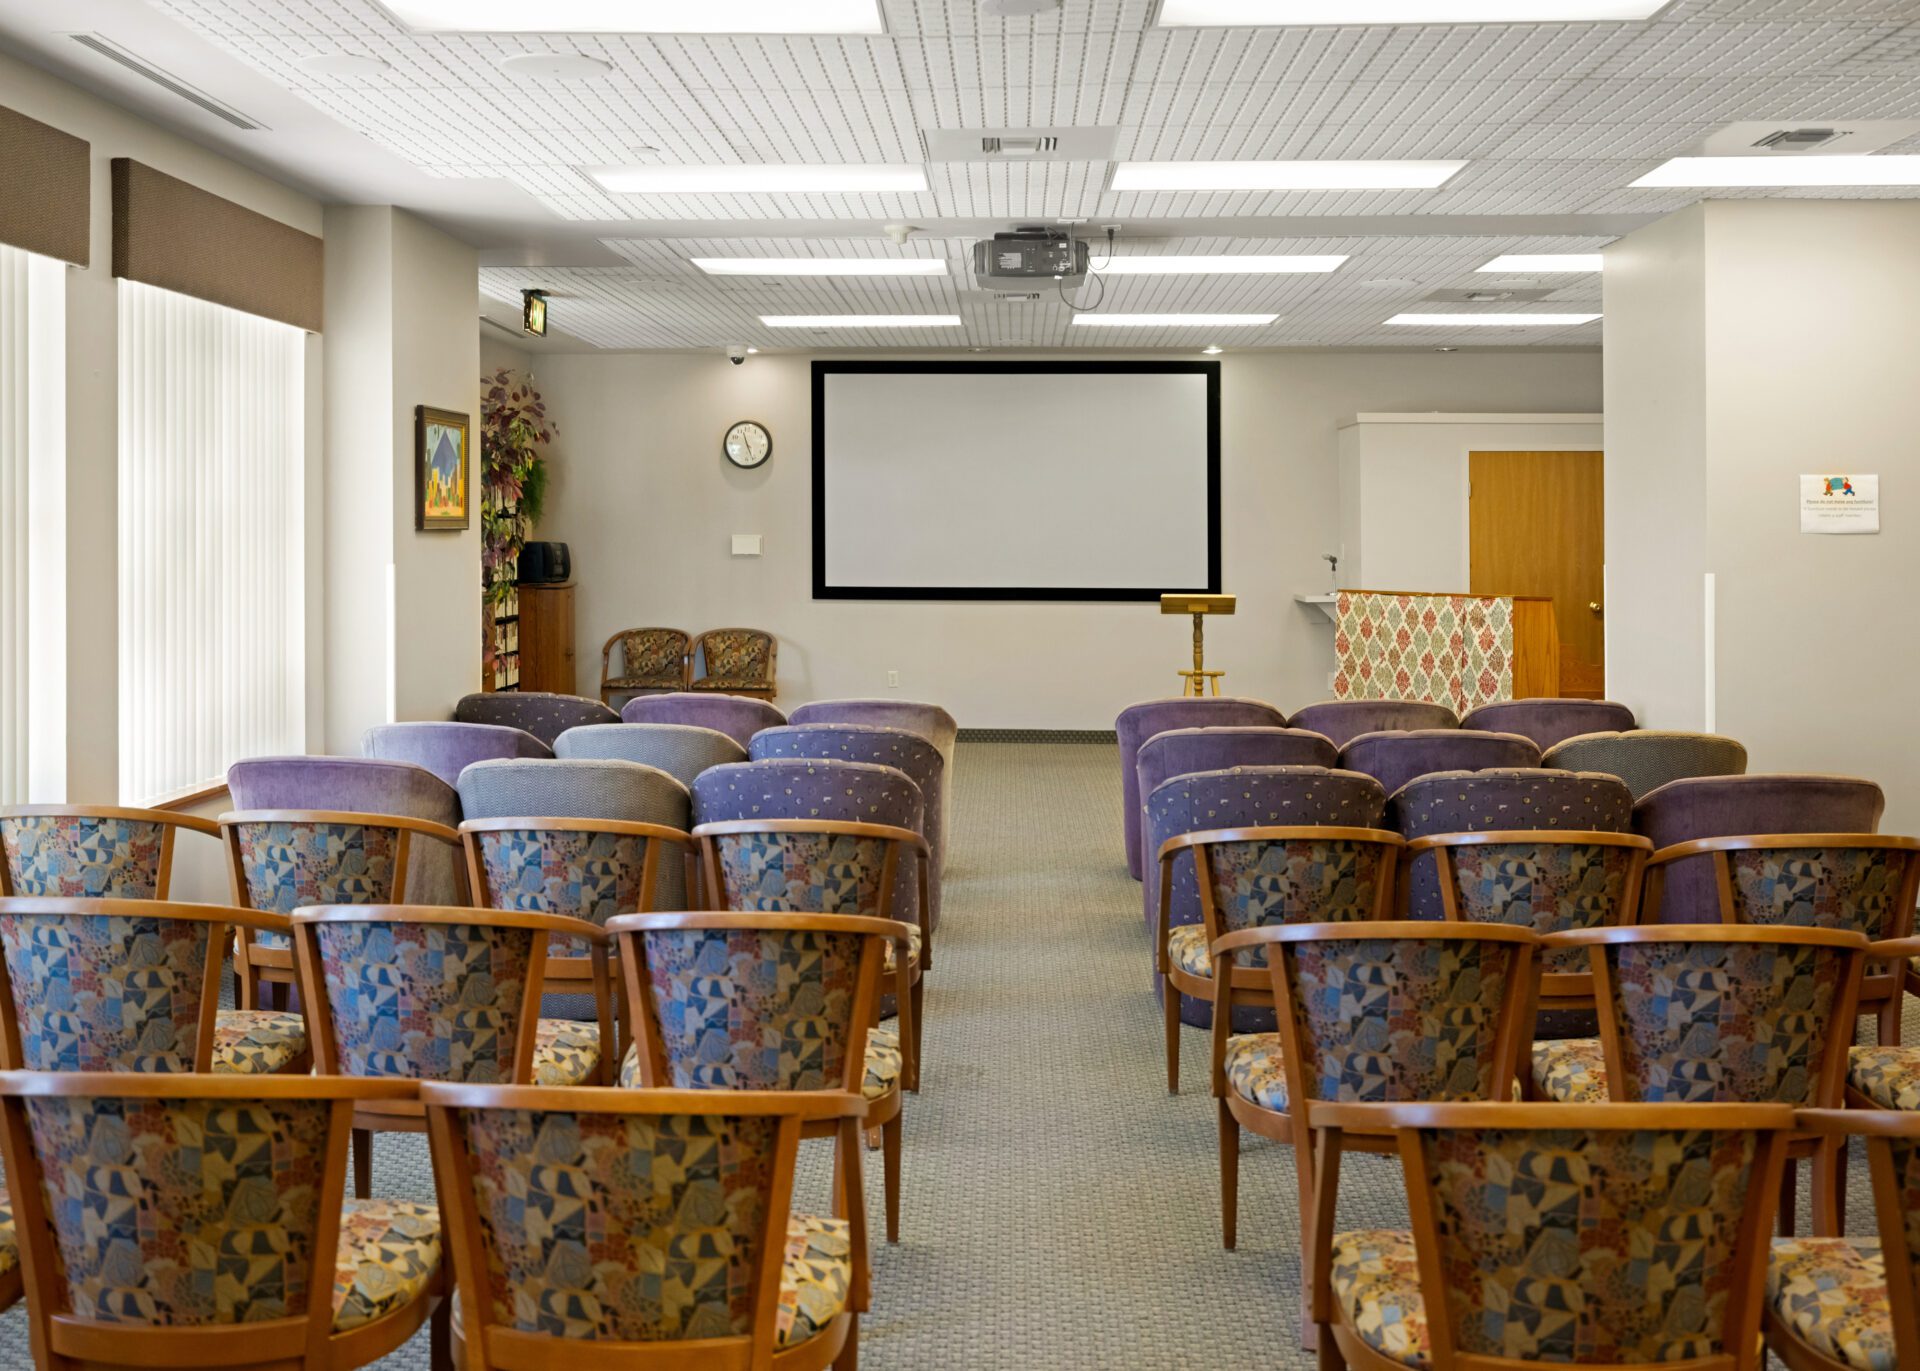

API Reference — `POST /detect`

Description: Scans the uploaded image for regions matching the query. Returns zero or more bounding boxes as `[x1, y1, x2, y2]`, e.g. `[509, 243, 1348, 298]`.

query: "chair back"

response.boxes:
[1412, 830, 1651, 1006]
[1459, 698, 1637, 750]
[421, 1083, 862, 1367]
[1114, 696, 1289, 879]
[1286, 699, 1459, 749]
[222, 808, 464, 934]
[361, 721, 552, 787]
[610, 912, 900, 1094]
[688, 627, 777, 694]
[0, 1073, 417, 1357]
[0, 806, 220, 900]
[1338, 728, 1542, 798]
[619, 691, 787, 749]
[0, 897, 289, 1071]
[294, 905, 606, 1085]
[452, 691, 620, 748]
[1542, 729, 1749, 801]
[787, 699, 957, 762]
[1315, 1099, 1793, 1369]
[602, 627, 690, 694]
[1544, 925, 1868, 1106]
[1134, 727, 1338, 879]
[553, 722, 746, 789]
[462, 818, 694, 957]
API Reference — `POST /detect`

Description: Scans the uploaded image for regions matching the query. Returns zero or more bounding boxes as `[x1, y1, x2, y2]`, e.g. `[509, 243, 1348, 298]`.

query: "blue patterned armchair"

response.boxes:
[0, 805, 222, 900]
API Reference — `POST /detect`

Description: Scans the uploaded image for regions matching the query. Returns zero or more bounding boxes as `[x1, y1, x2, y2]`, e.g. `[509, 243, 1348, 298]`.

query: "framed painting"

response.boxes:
[415, 405, 471, 530]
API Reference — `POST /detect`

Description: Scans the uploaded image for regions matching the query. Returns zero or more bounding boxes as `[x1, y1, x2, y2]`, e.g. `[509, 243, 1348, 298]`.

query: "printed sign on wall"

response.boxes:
[1800, 474, 1880, 534]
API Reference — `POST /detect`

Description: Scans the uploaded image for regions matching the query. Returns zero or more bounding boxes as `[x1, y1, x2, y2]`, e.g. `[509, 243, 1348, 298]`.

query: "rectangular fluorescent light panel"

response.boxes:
[383, 0, 884, 33]
[594, 166, 926, 194]
[1099, 255, 1347, 274]
[1632, 155, 1920, 187]
[1478, 253, 1605, 272]
[761, 315, 961, 328]
[1111, 161, 1464, 191]
[692, 257, 947, 277]
[1156, 1, 1667, 23]
[1387, 313, 1600, 326]
[1073, 313, 1280, 327]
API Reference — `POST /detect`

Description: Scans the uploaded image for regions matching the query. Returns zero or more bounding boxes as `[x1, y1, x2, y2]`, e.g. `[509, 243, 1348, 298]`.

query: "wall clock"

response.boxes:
[723, 420, 772, 469]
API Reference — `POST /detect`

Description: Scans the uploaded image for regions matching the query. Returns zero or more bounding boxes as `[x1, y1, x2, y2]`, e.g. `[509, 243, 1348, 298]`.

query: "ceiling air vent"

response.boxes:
[1751, 127, 1844, 151]
[67, 33, 266, 131]
[981, 135, 1060, 156]
[991, 291, 1043, 302]
[923, 127, 1118, 163]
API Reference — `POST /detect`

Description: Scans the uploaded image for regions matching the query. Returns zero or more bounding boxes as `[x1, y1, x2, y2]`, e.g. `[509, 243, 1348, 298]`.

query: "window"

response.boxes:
[117, 280, 305, 804]
[0, 242, 66, 806]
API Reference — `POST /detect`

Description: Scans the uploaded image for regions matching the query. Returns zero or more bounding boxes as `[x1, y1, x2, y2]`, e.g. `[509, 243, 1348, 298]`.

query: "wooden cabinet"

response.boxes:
[518, 582, 576, 694]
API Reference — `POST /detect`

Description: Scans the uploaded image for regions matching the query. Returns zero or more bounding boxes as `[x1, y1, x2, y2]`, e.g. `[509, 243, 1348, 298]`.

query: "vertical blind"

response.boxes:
[118, 280, 305, 804]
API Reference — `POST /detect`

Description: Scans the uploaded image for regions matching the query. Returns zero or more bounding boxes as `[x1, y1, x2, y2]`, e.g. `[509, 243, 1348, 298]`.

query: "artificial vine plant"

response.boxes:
[480, 368, 554, 669]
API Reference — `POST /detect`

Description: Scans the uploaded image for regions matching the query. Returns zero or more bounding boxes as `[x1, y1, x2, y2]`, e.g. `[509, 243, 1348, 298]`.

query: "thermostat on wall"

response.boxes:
[731, 534, 763, 556]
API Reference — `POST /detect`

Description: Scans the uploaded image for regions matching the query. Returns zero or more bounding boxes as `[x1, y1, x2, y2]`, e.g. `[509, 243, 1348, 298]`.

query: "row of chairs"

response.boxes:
[599, 625, 779, 702]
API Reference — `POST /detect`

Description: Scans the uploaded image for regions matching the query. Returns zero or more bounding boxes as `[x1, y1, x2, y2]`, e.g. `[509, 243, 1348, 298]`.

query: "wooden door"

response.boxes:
[1468, 451, 1604, 694]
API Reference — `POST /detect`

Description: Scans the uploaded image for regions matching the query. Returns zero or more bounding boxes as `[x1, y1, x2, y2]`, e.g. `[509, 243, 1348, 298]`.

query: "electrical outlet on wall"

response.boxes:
[887, 670, 900, 688]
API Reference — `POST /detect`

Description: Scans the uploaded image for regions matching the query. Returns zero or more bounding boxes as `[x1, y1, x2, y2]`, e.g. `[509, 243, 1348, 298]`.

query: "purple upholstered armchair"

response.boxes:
[1337, 729, 1541, 799]
[748, 725, 947, 929]
[225, 756, 463, 904]
[1114, 697, 1289, 880]
[621, 691, 787, 750]
[787, 700, 958, 866]
[452, 691, 619, 749]
[1632, 773, 1886, 924]
[1286, 699, 1459, 749]
[362, 721, 552, 787]
[1133, 727, 1338, 881]
[1459, 699, 1637, 751]
[552, 722, 746, 790]
[1144, 764, 1387, 1029]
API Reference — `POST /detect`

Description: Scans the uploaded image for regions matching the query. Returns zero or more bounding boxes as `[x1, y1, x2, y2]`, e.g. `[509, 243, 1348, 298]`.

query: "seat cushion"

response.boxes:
[332, 1198, 442, 1331]
[532, 1019, 601, 1086]
[1532, 1037, 1608, 1102]
[881, 925, 924, 975]
[1223, 1033, 1288, 1112]
[212, 1009, 309, 1074]
[1330, 1228, 1428, 1367]
[1768, 1236, 1893, 1371]
[0, 1190, 14, 1280]
[617, 1034, 900, 1100]
[1848, 1045, 1920, 1110]
[1167, 923, 1211, 978]
[777, 1214, 852, 1348]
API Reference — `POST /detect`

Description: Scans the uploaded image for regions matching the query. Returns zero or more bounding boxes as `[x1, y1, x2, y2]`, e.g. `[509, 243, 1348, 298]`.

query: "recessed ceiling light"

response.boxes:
[693, 257, 948, 277]
[1098, 254, 1347, 274]
[1201, 345, 1224, 354]
[1112, 161, 1465, 191]
[595, 165, 927, 194]
[1631, 155, 1920, 187]
[761, 315, 962, 328]
[1156, 1, 1667, 23]
[1478, 253, 1605, 272]
[498, 53, 611, 80]
[296, 53, 390, 77]
[381, 0, 885, 34]
[1387, 313, 1600, 326]
[1073, 313, 1280, 327]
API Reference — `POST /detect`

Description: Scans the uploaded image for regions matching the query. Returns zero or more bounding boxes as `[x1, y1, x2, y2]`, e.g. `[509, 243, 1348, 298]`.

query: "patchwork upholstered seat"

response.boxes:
[1529, 1036, 1608, 1101]
[1328, 1228, 1428, 1367]
[0, 806, 221, 900]
[211, 1008, 311, 1074]
[618, 1027, 902, 1099]
[1222, 1033, 1288, 1112]
[1848, 1044, 1920, 1109]
[1115, 696, 1289, 880]
[332, 1198, 444, 1331]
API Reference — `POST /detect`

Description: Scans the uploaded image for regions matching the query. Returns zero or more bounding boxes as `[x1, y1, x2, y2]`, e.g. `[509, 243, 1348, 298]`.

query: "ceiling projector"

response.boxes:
[971, 228, 1088, 284]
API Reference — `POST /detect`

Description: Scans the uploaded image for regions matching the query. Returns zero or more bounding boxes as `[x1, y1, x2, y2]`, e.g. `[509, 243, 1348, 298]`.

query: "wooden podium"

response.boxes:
[1161, 593, 1236, 697]
[1331, 589, 1560, 709]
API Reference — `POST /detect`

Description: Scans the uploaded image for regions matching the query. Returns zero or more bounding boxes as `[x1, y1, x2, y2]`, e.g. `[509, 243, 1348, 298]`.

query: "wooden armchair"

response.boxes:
[0, 804, 221, 899]
[599, 627, 690, 705]
[688, 627, 778, 701]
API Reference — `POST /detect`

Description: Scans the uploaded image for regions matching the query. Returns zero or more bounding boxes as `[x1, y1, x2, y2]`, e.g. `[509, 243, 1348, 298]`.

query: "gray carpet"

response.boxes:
[0, 740, 1892, 1366]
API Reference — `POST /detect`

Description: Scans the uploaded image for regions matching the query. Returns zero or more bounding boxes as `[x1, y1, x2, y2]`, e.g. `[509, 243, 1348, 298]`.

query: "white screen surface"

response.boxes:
[817, 366, 1216, 598]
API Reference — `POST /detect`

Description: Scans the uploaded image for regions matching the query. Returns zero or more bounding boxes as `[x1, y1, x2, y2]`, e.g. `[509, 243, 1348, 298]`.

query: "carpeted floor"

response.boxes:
[0, 740, 1889, 1366]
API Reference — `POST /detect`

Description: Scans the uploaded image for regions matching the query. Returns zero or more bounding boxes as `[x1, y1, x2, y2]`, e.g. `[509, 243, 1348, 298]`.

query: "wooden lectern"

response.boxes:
[1161, 593, 1236, 697]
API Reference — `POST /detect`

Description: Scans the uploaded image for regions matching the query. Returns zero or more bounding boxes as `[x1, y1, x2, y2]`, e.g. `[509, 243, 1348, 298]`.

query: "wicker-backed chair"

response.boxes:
[599, 627, 690, 705]
[421, 1082, 865, 1371]
[0, 805, 221, 899]
[687, 628, 778, 701]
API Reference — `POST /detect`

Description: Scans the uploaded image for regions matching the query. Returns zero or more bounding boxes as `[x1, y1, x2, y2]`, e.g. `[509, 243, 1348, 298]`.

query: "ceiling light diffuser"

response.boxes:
[693, 258, 947, 276]
[1156, 1, 1667, 24]
[1631, 155, 1920, 187]
[595, 165, 926, 194]
[760, 315, 961, 328]
[382, 0, 884, 33]
[1097, 255, 1347, 274]
[1073, 313, 1279, 327]
[1387, 313, 1600, 326]
[1111, 161, 1464, 191]
[1477, 253, 1605, 272]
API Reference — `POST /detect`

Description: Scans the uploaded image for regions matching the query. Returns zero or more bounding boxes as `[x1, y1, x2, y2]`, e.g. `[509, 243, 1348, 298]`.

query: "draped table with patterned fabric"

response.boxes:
[1331, 589, 1561, 712]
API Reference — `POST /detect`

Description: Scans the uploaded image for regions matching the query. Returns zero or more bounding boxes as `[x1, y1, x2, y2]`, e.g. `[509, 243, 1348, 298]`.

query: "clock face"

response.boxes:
[724, 421, 771, 468]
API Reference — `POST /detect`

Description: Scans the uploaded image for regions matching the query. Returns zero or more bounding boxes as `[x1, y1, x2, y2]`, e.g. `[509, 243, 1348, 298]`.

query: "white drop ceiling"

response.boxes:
[4, 0, 1920, 350]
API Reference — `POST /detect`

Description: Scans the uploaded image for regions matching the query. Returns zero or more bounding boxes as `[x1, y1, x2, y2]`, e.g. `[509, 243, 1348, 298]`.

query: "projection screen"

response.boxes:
[812, 361, 1220, 601]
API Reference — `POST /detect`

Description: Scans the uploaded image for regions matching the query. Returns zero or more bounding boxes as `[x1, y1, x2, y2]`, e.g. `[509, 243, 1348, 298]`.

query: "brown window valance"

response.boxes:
[112, 158, 322, 332]
[0, 105, 89, 266]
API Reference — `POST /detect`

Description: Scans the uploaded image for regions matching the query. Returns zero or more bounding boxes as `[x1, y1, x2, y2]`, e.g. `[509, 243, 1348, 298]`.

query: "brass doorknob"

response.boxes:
[1588, 601, 1604, 616]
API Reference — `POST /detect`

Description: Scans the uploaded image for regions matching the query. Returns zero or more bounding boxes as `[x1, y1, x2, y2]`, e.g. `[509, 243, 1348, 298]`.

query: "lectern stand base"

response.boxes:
[1178, 670, 1225, 698]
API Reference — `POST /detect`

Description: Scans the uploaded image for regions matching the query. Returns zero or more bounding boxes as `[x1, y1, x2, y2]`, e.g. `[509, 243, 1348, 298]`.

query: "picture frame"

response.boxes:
[415, 405, 471, 531]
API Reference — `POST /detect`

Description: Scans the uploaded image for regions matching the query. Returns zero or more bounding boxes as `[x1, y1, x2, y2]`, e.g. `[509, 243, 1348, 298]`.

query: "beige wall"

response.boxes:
[1607, 199, 1920, 830]
[531, 348, 1602, 728]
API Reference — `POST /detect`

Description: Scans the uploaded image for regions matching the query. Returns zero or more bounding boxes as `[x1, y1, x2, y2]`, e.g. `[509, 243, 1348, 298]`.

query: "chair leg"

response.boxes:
[834, 1314, 860, 1369]
[1318, 1342, 1348, 1370]
[909, 977, 925, 1091]
[352, 1128, 374, 1201]
[882, 1113, 902, 1244]
[1218, 1101, 1239, 1251]
[1296, 1138, 1317, 1353]
[429, 1287, 453, 1371]
[1164, 978, 1181, 1094]
[1833, 1136, 1850, 1234]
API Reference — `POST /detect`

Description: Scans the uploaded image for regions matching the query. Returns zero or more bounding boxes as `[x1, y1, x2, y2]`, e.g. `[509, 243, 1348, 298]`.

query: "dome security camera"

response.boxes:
[726, 345, 748, 365]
